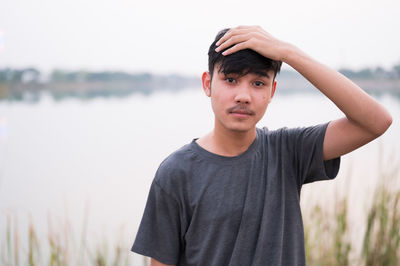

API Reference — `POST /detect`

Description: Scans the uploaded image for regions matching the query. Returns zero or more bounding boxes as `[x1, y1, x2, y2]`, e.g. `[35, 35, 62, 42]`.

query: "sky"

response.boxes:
[0, 0, 399, 75]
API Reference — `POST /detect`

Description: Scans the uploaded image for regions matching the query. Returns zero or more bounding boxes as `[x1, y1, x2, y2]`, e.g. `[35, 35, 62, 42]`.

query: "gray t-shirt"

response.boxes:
[132, 123, 340, 265]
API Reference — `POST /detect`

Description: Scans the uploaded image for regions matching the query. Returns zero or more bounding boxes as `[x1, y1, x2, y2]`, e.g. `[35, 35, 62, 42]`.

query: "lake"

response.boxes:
[0, 89, 399, 264]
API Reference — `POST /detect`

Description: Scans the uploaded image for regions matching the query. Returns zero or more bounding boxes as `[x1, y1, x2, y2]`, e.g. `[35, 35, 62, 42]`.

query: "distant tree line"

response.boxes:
[50, 70, 153, 83]
[338, 65, 400, 79]
[0, 68, 157, 83]
[0, 68, 41, 83]
[1, 64, 400, 83]
[0, 68, 200, 101]
[1, 65, 400, 101]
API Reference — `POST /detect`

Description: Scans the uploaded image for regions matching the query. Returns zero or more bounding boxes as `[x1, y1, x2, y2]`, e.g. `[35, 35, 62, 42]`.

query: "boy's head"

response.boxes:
[208, 28, 282, 80]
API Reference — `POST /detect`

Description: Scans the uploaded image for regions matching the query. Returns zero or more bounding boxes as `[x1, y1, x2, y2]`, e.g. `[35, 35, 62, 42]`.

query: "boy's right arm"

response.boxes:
[151, 258, 175, 266]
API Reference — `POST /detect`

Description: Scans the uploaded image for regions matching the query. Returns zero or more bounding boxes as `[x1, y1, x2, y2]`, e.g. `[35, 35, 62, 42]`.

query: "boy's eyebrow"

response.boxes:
[222, 72, 240, 77]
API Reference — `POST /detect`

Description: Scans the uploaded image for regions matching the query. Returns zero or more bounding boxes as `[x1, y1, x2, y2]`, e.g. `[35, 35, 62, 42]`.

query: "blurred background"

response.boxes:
[0, 0, 399, 265]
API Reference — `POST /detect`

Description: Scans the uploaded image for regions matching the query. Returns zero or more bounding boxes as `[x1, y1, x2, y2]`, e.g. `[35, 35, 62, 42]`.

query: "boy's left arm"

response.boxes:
[216, 26, 393, 160]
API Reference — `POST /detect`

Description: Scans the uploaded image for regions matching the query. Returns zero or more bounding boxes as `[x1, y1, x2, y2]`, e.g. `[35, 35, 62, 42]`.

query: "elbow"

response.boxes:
[373, 113, 393, 137]
[384, 113, 393, 131]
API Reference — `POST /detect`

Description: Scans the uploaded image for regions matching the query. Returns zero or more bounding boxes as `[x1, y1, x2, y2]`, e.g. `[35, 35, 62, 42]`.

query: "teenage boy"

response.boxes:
[131, 26, 392, 266]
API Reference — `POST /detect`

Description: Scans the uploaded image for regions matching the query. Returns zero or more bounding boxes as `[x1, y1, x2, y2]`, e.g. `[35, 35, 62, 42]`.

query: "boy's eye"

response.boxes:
[253, 81, 265, 86]
[225, 77, 236, 83]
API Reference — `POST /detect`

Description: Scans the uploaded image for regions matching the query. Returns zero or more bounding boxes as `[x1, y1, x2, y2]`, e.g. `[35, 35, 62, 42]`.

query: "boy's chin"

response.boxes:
[224, 123, 256, 133]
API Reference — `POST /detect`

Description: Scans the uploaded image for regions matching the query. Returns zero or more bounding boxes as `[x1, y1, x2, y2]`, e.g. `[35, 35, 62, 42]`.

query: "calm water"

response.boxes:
[0, 89, 399, 262]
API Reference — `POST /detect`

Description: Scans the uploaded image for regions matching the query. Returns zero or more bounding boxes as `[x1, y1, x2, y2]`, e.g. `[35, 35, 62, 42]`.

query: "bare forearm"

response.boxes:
[282, 44, 392, 135]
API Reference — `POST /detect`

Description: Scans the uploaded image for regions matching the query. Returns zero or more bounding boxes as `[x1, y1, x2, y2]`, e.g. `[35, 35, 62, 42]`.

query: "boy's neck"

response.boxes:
[197, 125, 257, 157]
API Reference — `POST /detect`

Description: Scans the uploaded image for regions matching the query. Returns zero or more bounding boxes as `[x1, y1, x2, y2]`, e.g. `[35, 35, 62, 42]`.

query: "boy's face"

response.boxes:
[202, 65, 276, 133]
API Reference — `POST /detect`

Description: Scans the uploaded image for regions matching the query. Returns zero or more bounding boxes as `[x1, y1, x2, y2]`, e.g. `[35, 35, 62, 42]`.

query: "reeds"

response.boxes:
[1, 173, 399, 266]
[1, 214, 132, 266]
[304, 198, 353, 265]
[362, 184, 400, 265]
[304, 169, 400, 265]
[1, 215, 19, 266]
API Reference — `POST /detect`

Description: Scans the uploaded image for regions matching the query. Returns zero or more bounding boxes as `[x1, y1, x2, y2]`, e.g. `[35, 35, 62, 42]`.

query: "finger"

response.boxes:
[221, 41, 251, 56]
[216, 28, 251, 46]
[215, 33, 251, 53]
[216, 28, 250, 46]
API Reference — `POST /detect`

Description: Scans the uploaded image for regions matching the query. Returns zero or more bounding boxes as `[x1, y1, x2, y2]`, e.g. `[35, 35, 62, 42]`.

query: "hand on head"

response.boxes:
[215, 25, 290, 62]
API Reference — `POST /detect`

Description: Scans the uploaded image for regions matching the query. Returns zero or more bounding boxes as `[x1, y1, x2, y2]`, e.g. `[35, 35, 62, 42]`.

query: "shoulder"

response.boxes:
[259, 123, 329, 139]
[153, 142, 197, 192]
[257, 123, 330, 153]
[257, 126, 295, 144]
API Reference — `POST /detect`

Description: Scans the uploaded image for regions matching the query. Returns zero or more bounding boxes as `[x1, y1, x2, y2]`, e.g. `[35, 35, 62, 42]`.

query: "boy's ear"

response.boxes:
[202, 71, 211, 97]
[270, 80, 277, 99]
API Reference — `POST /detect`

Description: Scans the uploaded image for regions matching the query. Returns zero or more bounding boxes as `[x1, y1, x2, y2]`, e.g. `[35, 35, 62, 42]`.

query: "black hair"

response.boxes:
[208, 28, 282, 80]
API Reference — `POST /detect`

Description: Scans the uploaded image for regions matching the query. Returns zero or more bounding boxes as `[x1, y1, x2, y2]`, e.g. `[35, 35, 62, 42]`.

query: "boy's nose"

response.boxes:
[234, 88, 251, 104]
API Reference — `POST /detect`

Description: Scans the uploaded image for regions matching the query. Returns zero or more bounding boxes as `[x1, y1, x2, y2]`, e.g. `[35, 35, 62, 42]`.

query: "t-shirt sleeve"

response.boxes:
[287, 122, 340, 185]
[131, 179, 182, 265]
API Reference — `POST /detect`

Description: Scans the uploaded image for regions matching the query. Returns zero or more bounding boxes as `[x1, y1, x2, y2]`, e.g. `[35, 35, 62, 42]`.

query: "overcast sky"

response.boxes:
[0, 0, 399, 75]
